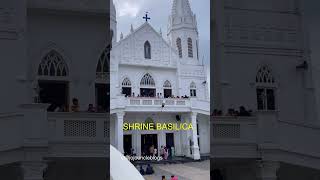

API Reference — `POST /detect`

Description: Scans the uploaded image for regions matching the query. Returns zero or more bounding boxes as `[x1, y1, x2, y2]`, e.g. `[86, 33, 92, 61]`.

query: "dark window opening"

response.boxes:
[95, 83, 109, 112]
[38, 81, 69, 112]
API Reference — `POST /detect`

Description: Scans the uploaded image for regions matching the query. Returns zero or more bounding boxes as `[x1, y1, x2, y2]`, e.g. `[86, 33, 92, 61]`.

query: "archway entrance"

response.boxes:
[141, 134, 158, 156]
[95, 46, 110, 112]
[37, 50, 69, 111]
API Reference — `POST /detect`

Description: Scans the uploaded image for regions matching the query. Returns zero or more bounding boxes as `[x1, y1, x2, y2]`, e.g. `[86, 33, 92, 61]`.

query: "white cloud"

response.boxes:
[114, 0, 145, 17]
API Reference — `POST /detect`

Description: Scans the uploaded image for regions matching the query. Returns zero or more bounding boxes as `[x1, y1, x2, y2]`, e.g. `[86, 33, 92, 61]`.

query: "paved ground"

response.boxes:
[143, 160, 210, 180]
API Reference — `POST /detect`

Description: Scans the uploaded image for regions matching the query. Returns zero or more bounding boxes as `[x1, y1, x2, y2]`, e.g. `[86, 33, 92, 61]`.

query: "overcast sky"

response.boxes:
[113, 0, 210, 66]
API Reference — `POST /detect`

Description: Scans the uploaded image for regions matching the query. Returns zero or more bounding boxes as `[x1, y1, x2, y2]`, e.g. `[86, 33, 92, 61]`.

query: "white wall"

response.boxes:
[27, 10, 108, 110]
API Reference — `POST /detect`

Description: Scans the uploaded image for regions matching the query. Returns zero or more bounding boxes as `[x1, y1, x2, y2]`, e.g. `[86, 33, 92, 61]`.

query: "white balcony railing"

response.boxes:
[128, 98, 189, 106]
[48, 112, 109, 143]
[111, 96, 210, 114]
[211, 116, 257, 143]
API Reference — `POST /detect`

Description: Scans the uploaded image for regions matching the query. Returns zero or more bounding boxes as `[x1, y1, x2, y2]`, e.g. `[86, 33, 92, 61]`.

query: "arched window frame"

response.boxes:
[163, 80, 172, 89]
[255, 65, 277, 111]
[38, 50, 69, 77]
[190, 82, 197, 97]
[140, 73, 155, 87]
[176, 38, 182, 58]
[121, 77, 132, 97]
[188, 38, 193, 58]
[96, 47, 110, 81]
[122, 77, 132, 87]
[144, 41, 151, 59]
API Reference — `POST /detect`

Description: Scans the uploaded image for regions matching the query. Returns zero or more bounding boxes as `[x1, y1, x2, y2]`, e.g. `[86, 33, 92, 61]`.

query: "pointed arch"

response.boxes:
[176, 38, 182, 58]
[255, 65, 276, 111]
[96, 48, 110, 80]
[122, 77, 132, 87]
[121, 77, 132, 97]
[144, 41, 151, 59]
[188, 37, 193, 58]
[256, 65, 275, 84]
[190, 82, 197, 97]
[163, 80, 172, 89]
[163, 80, 172, 98]
[140, 73, 155, 87]
[38, 50, 68, 77]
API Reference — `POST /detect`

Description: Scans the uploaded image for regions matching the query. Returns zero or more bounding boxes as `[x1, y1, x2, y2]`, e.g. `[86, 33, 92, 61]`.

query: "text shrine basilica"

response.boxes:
[109, 0, 210, 160]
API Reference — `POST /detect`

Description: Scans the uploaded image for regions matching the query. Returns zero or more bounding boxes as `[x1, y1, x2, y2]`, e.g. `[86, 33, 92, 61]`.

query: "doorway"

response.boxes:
[38, 80, 69, 112]
[123, 135, 132, 155]
[122, 87, 131, 97]
[141, 134, 158, 156]
[95, 83, 109, 112]
[166, 133, 174, 158]
[140, 88, 156, 97]
[164, 89, 172, 98]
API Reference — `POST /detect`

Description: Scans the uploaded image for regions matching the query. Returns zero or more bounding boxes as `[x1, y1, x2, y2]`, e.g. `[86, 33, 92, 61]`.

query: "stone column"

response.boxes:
[190, 112, 200, 160]
[21, 161, 47, 180]
[255, 161, 280, 180]
[115, 112, 125, 153]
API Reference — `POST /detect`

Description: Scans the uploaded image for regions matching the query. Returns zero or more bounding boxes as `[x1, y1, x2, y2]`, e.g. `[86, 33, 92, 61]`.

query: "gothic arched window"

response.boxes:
[38, 50, 68, 77]
[256, 65, 276, 111]
[163, 80, 172, 98]
[163, 80, 172, 88]
[144, 41, 151, 59]
[188, 38, 193, 58]
[122, 78, 131, 87]
[190, 82, 197, 97]
[96, 48, 109, 80]
[140, 73, 155, 87]
[122, 77, 132, 97]
[176, 38, 182, 58]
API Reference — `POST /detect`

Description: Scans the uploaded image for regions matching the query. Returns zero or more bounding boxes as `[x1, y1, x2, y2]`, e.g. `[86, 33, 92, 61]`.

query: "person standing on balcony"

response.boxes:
[71, 98, 80, 112]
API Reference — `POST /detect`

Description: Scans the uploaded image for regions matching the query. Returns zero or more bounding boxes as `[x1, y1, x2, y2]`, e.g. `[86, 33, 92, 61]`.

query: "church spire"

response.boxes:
[168, 0, 197, 34]
[171, 0, 193, 17]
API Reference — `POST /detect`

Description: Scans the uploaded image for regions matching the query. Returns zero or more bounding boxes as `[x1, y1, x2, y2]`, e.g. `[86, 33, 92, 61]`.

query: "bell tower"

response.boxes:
[167, 0, 199, 62]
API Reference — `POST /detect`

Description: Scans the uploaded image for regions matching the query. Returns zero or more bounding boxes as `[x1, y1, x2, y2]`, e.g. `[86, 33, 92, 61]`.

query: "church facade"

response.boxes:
[109, 0, 210, 160]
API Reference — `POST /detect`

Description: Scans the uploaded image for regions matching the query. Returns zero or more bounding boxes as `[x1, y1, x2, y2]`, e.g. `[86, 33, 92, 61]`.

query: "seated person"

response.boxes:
[70, 98, 80, 112]
[145, 164, 154, 175]
[171, 175, 178, 180]
[87, 104, 96, 112]
[139, 166, 145, 175]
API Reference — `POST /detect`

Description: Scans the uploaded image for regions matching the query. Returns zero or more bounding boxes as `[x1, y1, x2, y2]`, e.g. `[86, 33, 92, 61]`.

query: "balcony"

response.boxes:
[211, 116, 259, 158]
[47, 112, 109, 157]
[128, 98, 189, 106]
[111, 96, 210, 114]
[48, 112, 108, 143]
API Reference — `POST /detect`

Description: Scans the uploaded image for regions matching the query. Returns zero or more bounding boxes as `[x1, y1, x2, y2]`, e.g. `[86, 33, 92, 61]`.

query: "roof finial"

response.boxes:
[130, 24, 134, 33]
[120, 32, 123, 40]
[159, 28, 162, 36]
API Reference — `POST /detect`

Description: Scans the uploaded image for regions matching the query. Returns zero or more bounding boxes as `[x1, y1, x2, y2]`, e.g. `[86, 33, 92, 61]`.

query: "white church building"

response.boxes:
[109, 0, 210, 160]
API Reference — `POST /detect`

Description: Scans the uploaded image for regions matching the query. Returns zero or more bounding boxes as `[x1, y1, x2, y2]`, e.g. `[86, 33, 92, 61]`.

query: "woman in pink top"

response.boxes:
[170, 175, 178, 180]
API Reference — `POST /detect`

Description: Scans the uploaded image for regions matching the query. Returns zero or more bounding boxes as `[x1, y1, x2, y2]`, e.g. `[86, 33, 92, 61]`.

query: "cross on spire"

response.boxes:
[143, 12, 151, 22]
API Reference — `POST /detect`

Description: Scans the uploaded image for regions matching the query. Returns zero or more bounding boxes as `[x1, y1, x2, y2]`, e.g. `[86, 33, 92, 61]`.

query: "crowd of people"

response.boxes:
[47, 98, 107, 113]
[212, 106, 252, 117]
[125, 92, 190, 99]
